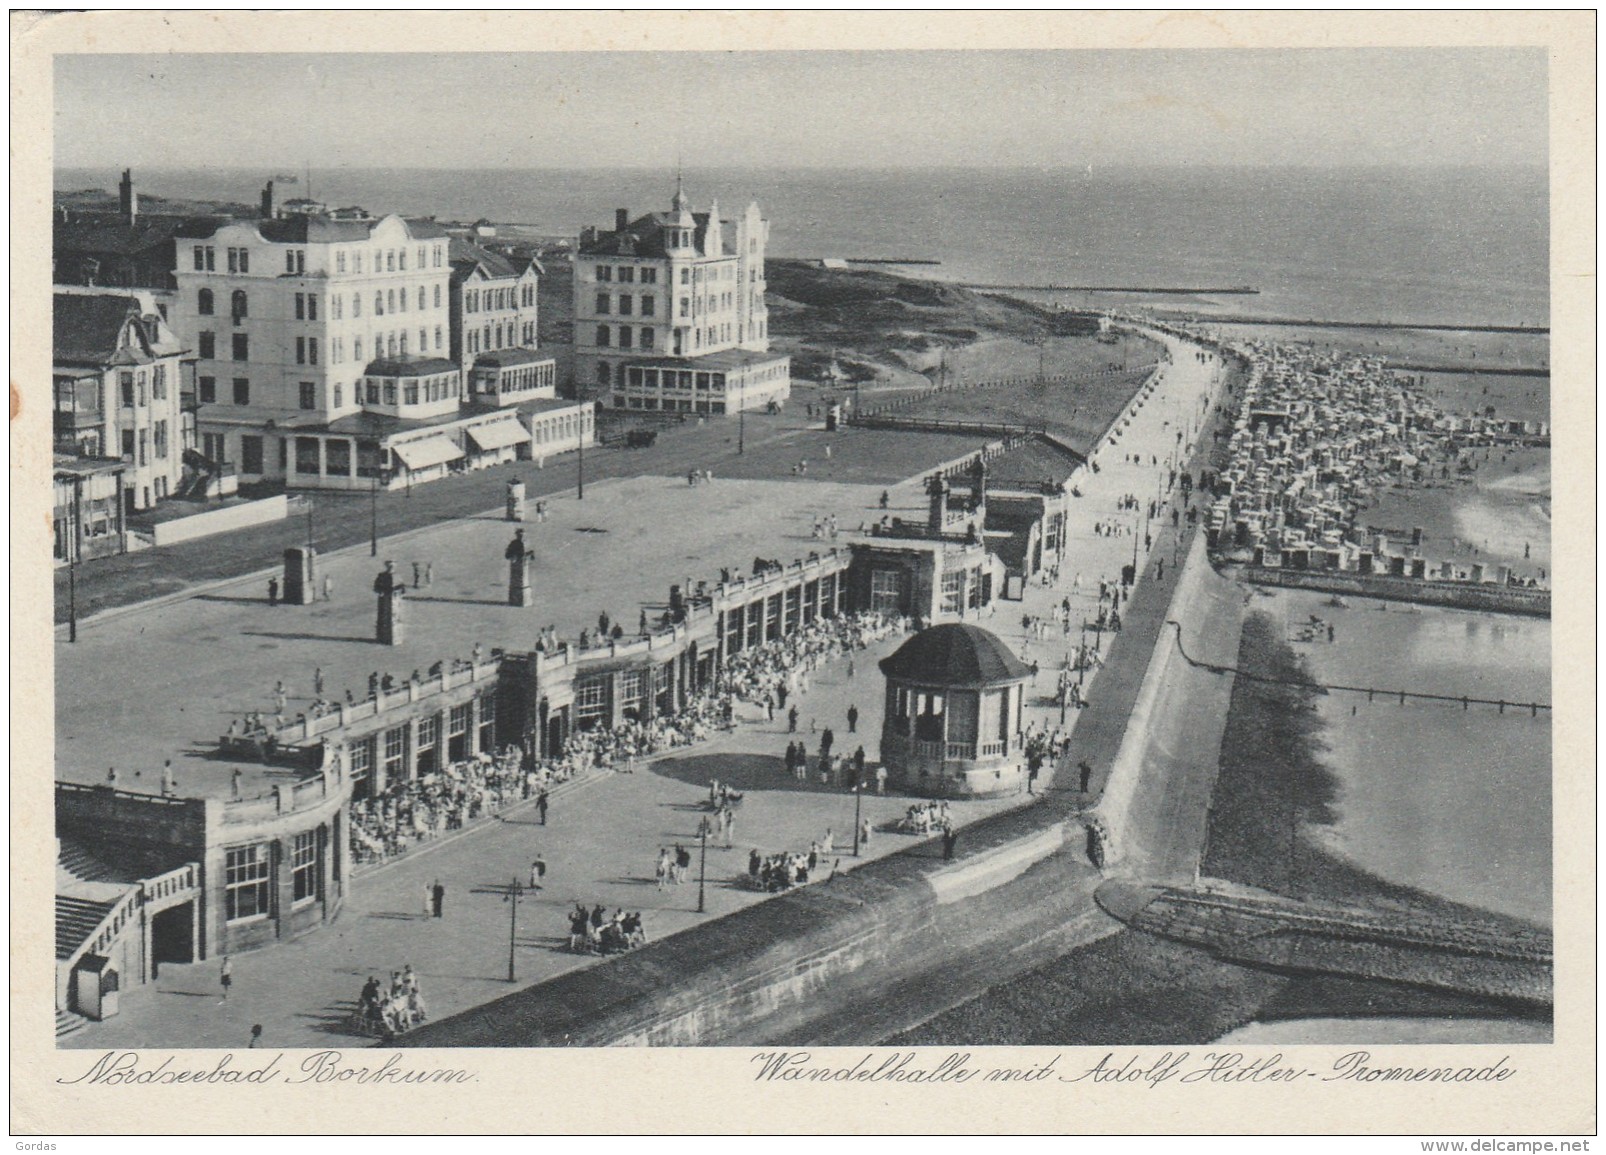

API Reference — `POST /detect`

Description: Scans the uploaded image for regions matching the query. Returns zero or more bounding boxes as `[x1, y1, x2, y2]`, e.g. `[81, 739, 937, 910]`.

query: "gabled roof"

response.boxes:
[449, 237, 519, 282]
[53, 294, 162, 366]
[578, 210, 732, 259]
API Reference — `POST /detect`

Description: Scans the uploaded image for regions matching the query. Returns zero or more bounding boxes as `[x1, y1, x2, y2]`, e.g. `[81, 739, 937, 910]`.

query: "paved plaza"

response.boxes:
[59, 327, 1224, 1048]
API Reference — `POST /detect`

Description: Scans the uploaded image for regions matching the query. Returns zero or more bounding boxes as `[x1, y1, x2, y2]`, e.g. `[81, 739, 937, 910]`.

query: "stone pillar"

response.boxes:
[506, 529, 534, 607]
[283, 546, 316, 605]
[506, 478, 526, 522]
[374, 562, 405, 645]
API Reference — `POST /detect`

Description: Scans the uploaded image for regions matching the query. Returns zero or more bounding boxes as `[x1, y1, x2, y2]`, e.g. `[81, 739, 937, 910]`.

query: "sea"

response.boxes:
[56, 165, 1549, 327]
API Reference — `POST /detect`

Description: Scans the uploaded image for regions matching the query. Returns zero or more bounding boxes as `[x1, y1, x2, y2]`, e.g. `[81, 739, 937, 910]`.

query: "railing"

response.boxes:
[60, 886, 142, 980]
[945, 742, 975, 761]
[141, 862, 200, 907]
[977, 740, 1007, 758]
[236, 658, 501, 746]
[221, 773, 338, 825]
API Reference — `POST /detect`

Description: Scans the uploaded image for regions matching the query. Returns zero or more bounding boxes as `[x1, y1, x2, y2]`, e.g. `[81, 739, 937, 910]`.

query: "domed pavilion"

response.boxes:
[877, 622, 1031, 799]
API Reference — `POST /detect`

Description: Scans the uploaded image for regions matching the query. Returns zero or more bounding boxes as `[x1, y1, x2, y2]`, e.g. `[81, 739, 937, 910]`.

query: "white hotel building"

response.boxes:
[171, 197, 588, 491]
[574, 182, 790, 414]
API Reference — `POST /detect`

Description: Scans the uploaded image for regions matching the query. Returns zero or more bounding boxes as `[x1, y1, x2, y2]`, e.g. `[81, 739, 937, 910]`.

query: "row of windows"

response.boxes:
[476, 361, 555, 396]
[464, 285, 534, 313]
[116, 421, 170, 465]
[116, 365, 169, 407]
[224, 832, 320, 922]
[594, 265, 657, 284]
[334, 245, 444, 275]
[197, 326, 446, 368]
[596, 263, 744, 287]
[197, 376, 253, 406]
[467, 321, 534, 356]
[594, 293, 656, 317]
[363, 374, 462, 408]
[593, 325, 655, 351]
[194, 243, 447, 277]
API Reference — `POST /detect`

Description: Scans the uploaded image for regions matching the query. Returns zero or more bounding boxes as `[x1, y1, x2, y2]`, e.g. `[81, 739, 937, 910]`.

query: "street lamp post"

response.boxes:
[696, 817, 711, 913]
[851, 782, 864, 856]
[505, 876, 524, 982]
[370, 475, 378, 557]
[576, 404, 586, 500]
[738, 406, 745, 455]
[68, 474, 83, 643]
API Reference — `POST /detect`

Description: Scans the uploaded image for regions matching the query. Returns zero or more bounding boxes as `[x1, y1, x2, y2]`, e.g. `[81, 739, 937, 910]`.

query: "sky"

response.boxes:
[54, 49, 1547, 171]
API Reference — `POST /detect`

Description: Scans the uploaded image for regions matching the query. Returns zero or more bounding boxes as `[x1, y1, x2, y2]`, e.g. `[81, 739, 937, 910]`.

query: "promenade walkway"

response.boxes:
[58, 328, 1220, 1050]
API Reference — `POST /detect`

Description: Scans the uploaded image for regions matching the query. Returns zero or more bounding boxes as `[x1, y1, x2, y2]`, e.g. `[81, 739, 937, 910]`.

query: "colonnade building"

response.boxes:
[54, 514, 1021, 1019]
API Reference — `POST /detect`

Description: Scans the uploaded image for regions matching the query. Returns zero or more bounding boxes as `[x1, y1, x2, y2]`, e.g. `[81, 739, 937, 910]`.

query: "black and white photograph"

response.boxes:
[15, 9, 1593, 1138]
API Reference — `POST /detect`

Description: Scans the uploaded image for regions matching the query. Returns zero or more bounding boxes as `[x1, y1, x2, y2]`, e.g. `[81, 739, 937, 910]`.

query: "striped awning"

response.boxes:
[392, 436, 463, 470]
[465, 416, 528, 453]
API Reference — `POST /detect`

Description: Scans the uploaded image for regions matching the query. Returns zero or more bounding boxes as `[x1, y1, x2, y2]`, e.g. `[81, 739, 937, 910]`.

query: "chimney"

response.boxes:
[926, 473, 950, 536]
[261, 180, 277, 220]
[615, 208, 629, 233]
[118, 168, 138, 225]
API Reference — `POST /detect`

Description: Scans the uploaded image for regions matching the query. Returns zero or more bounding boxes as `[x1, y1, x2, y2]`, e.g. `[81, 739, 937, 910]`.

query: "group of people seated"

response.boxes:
[353, 967, 427, 1038]
[566, 903, 648, 954]
[349, 746, 563, 864]
[742, 832, 837, 892]
[718, 611, 905, 707]
[897, 800, 952, 835]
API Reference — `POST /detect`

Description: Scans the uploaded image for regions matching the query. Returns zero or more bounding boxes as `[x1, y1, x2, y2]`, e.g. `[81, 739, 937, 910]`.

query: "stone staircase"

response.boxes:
[55, 1007, 89, 1039]
[56, 895, 115, 960]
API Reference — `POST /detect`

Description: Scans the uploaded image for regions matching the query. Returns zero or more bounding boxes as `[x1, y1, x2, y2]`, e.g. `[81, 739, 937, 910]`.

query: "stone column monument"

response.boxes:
[506, 529, 534, 608]
[374, 560, 406, 645]
[506, 478, 526, 522]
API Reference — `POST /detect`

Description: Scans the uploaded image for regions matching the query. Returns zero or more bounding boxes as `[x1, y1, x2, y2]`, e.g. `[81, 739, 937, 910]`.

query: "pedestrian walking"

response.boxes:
[425, 562, 434, 587]
[160, 760, 176, 797]
[876, 764, 888, 795]
[536, 789, 549, 825]
[219, 955, 232, 1002]
[788, 706, 798, 733]
[231, 768, 243, 799]
[248, 1024, 263, 1048]
[422, 880, 433, 916]
[314, 667, 325, 696]
[412, 561, 422, 587]
[846, 705, 859, 734]
[847, 657, 855, 679]
[322, 573, 333, 601]
[431, 879, 445, 918]
[529, 856, 546, 890]
[942, 823, 958, 861]
[267, 577, 279, 606]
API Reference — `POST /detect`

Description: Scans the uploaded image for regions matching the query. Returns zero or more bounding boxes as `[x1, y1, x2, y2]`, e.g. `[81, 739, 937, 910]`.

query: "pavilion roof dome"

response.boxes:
[878, 623, 1031, 688]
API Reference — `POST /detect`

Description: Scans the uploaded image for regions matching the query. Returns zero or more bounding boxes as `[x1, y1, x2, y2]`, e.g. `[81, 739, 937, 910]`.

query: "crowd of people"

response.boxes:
[352, 966, 428, 1038]
[565, 903, 648, 954]
[742, 828, 839, 892]
[348, 746, 562, 865]
[719, 610, 905, 708]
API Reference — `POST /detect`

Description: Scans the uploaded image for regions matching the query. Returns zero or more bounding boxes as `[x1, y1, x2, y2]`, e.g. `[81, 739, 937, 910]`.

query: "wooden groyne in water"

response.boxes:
[1238, 565, 1551, 619]
[963, 282, 1260, 295]
[1198, 315, 1549, 335]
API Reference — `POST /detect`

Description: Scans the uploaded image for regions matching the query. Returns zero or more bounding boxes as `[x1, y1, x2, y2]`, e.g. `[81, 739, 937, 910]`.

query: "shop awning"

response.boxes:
[392, 436, 463, 470]
[465, 417, 529, 453]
